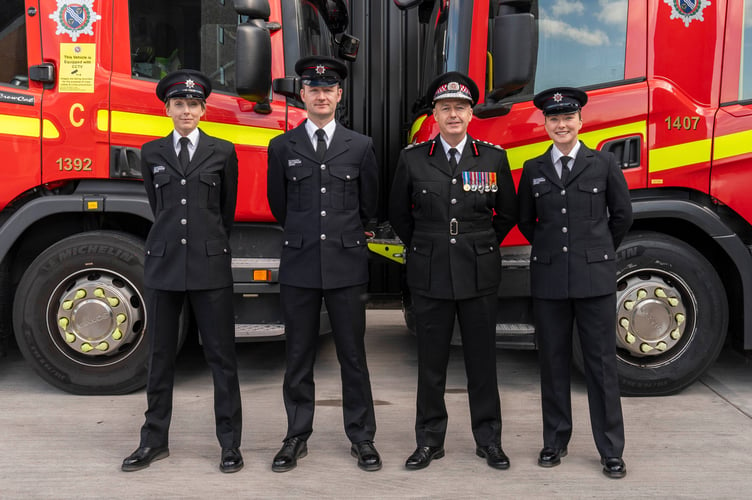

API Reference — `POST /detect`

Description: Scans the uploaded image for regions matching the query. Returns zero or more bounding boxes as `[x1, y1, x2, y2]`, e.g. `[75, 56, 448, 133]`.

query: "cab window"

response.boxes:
[128, 0, 239, 94]
[0, 0, 28, 88]
[534, 0, 628, 92]
[739, 0, 752, 100]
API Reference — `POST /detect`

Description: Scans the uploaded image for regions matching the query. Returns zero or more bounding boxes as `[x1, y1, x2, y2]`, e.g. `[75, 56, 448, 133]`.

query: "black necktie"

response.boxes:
[448, 147, 459, 174]
[178, 136, 191, 172]
[560, 155, 572, 185]
[316, 129, 327, 162]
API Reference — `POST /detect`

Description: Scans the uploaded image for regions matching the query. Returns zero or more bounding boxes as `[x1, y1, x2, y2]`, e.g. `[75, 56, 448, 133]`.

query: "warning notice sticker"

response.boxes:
[59, 43, 96, 93]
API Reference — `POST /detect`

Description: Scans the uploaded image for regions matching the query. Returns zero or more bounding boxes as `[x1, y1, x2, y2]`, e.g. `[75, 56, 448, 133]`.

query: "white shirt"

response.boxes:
[305, 118, 337, 152]
[439, 135, 468, 164]
[551, 141, 581, 177]
[172, 128, 200, 161]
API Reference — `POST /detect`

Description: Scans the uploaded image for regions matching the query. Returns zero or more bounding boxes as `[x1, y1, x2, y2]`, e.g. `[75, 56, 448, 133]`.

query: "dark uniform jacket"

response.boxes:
[141, 129, 238, 291]
[389, 134, 518, 300]
[517, 142, 632, 299]
[266, 120, 379, 289]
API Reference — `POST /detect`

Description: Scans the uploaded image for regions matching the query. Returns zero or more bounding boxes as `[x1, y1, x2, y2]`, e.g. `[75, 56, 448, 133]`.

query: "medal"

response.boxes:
[484, 172, 490, 192]
[471, 172, 478, 191]
[491, 172, 498, 192]
[462, 171, 471, 191]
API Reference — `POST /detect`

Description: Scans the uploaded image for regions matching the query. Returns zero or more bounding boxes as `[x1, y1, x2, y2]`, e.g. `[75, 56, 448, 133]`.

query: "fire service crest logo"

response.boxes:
[664, 0, 711, 28]
[49, 0, 101, 42]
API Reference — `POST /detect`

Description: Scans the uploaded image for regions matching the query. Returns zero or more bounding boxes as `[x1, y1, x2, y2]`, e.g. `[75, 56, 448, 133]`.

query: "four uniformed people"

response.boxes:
[389, 72, 518, 470]
[123, 69, 243, 473]
[266, 56, 381, 472]
[517, 87, 633, 478]
[125, 61, 632, 479]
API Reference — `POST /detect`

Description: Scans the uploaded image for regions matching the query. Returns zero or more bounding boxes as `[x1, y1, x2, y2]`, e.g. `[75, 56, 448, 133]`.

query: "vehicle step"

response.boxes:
[234, 323, 285, 339]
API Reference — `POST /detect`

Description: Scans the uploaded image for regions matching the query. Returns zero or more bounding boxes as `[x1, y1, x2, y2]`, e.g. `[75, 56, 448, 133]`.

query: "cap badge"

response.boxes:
[553, 92, 563, 103]
[448, 82, 460, 91]
[185, 79, 196, 89]
[316, 65, 326, 75]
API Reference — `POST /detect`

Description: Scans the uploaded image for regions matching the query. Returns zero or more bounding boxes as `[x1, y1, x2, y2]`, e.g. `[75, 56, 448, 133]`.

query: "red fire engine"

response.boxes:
[1, 0, 751, 397]
[394, 0, 752, 395]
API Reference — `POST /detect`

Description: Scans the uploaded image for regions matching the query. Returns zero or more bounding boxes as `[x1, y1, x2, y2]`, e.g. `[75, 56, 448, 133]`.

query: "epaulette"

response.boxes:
[474, 139, 504, 151]
[404, 140, 430, 151]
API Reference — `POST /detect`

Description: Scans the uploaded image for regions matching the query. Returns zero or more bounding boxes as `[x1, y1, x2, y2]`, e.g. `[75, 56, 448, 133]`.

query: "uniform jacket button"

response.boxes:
[450, 238, 457, 244]
[320, 234, 326, 240]
[181, 179, 186, 185]
[562, 246, 568, 252]
[321, 187, 326, 193]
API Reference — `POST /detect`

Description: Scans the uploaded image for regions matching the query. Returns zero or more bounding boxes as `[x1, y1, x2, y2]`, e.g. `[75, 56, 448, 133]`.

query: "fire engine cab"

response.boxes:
[0, 0, 353, 394]
[396, 0, 752, 395]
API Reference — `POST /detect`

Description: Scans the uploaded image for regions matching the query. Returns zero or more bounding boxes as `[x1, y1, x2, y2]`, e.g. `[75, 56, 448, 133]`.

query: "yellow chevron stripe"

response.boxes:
[649, 138, 712, 172]
[42, 119, 60, 139]
[105, 110, 282, 147]
[0, 113, 41, 138]
[712, 128, 752, 161]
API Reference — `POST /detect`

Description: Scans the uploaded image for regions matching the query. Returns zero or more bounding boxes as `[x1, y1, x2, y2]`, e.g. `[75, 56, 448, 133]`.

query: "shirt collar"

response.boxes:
[305, 118, 337, 143]
[173, 128, 200, 149]
[551, 141, 581, 165]
[439, 134, 468, 159]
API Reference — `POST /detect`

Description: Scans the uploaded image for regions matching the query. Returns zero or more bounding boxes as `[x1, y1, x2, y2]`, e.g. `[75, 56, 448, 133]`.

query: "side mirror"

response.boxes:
[233, 0, 270, 19]
[234, 2, 272, 102]
[272, 77, 301, 102]
[488, 13, 537, 101]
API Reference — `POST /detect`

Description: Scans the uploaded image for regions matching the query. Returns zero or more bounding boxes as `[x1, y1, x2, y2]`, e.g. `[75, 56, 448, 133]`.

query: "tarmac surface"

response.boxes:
[1, 309, 751, 499]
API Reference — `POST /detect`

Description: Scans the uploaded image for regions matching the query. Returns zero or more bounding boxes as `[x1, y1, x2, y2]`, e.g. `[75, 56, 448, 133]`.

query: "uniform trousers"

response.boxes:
[280, 283, 376, 443]
[140, 287, 242, 449]
[534, 294, 625, 458]
[412, 292, 502, 447]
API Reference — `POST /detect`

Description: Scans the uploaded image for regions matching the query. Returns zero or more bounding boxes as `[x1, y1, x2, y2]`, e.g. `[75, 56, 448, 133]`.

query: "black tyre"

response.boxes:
[574, 231, 728, 396]
[13, 231, 149, 394]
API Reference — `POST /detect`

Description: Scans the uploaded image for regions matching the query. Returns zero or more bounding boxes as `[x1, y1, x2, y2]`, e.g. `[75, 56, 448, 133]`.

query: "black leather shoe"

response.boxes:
[538, 447, 568, 468]
[220, 447, 243, 473]
[272, 437, 308, 472]
[121, 446, 169, 472]
[405, 446, 445, 470]
[350, 440, 382, 471]
[476, 444, 510, 470]
[601, 457, 627, 479]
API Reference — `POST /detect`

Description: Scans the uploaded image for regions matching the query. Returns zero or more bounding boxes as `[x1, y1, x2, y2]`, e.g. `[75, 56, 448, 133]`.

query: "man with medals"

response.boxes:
[389, 71, 518, 470]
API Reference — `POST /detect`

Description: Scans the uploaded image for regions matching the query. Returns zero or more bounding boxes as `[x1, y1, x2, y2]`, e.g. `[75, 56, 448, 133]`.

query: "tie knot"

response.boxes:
[316, 129, 326, 140]
[561, 155, 572, 169]
[179, 137, 190, 147]
[449, 147, 458, 158]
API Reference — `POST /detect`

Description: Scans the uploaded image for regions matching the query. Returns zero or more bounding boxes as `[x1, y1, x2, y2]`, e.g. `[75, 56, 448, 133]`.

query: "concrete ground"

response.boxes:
[1, 309, 751, 499]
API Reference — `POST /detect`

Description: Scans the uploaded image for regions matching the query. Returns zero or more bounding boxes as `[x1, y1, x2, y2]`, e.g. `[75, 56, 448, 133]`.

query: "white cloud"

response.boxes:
[540, 18, 610, 46]
[551, 0, 585, 17]
[596, 0, 628, 25]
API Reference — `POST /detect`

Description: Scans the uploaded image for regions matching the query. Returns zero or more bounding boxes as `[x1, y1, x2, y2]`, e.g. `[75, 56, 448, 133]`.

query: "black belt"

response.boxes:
[414, 218, 491, 235]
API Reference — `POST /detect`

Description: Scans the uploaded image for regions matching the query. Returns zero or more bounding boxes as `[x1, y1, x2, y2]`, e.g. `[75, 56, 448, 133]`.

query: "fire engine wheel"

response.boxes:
[13, 231, 150, 395]
[573, 231, 728, 396]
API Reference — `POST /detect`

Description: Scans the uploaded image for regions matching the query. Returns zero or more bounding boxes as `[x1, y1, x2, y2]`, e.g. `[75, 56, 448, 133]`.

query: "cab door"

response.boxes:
[710, 0, 752, 224]
[37, 0, 113, 185]
[0, 0, 44, 208]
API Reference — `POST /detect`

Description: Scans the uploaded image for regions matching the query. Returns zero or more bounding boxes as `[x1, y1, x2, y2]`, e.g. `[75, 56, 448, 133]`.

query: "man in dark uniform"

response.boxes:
[122, 69, 243, 473]
[517, 87, 632, 479]
[389, 72, 518, 470]
[266, 56, 381, 472]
